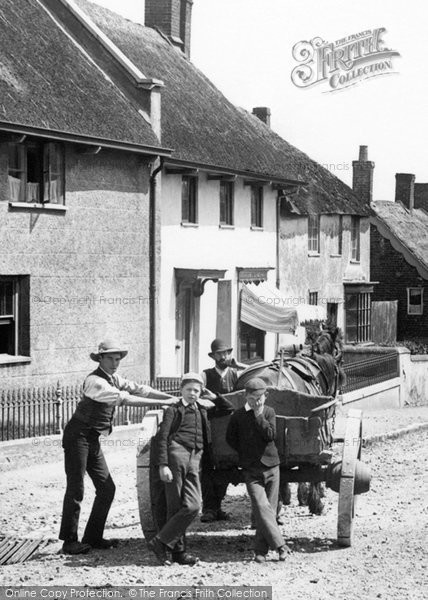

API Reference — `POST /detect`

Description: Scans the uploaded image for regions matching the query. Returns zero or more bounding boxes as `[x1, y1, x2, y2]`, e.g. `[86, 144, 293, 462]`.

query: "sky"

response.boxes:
[89, 0, 428, 201]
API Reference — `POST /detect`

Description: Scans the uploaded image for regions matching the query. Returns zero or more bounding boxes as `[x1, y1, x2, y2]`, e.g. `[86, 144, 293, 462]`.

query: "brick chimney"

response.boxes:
[395, 173, 415, 211]
[252, 107, 271, 127]
[352, 145, 374, 204]
[145, 0, 193, 58]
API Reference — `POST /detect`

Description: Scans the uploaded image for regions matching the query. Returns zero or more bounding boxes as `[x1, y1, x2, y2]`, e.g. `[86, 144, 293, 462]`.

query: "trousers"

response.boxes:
[59, 420, 115, 543]
[244, 464, 284, 555]
[158, 441, 202, 554]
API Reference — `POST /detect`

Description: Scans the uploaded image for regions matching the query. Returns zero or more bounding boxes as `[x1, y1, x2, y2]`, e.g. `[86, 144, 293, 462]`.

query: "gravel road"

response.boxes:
[0, 429, 427, 600]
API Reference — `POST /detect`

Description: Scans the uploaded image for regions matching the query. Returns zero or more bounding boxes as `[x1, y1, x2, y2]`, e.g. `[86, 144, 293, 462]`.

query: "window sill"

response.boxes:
[308, 252, 320, 257]
[9, 202, 67, 212]
[330, 254, 342, 258]
[350, 259, 361, 264]
[219, 224, 235, 230]
[250, 226, 264, 231]
[0, 354, 31, 366]
[180, 221, 199, 228]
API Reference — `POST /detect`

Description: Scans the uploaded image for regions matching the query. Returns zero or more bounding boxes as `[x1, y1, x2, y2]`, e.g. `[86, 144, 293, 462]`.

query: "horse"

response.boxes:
[233, 324, 346, 515]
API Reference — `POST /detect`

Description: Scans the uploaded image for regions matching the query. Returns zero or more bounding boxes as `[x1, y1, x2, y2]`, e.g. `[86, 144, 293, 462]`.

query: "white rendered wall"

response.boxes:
[160, 171, 278, 376]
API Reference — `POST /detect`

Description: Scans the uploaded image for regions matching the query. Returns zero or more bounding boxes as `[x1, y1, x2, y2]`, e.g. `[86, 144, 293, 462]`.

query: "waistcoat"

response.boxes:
[72, 367, 117, 435]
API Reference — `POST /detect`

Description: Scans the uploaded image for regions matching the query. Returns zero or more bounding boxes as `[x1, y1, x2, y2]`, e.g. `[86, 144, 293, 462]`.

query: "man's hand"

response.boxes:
[198, 398, 215, 409]
[159, 465, 173, 482]
[201, 388, 217, 401]
[161, 396, 179, 406]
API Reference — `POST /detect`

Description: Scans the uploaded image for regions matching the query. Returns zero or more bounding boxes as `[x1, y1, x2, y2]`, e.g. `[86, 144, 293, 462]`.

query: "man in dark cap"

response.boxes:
[59, 338, 177, 555]
[226, 378, 288, 563]
[200, 339, 246, 522]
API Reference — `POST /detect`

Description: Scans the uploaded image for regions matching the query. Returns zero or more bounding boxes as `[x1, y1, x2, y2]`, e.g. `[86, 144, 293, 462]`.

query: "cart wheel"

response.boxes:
[136, 409, 165, 543]
[337, 408, 363, 547]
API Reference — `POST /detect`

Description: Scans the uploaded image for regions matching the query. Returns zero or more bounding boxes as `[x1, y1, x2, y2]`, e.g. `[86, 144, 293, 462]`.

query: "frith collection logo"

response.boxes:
[291, 28, 400, 92]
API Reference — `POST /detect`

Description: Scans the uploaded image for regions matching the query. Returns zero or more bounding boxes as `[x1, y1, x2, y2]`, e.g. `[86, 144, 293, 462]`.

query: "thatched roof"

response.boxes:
[372, 201, 428, 276]
[75, 0, 369, 215]
[0, 0, 163, 151]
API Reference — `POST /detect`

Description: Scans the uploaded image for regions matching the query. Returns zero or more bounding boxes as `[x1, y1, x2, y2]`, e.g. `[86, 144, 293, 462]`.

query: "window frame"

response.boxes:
[350, 216, 361, 262]
[407, 287, 424, 315]
[337, 215, 343, 255]
[8, 140, 65, 205]
[181, 175, 198, 225]
[0, 275, 30, 358]
[345, 289, 371, 343]
[308, 291, 318, 305]
[251, 185, 264, 228]
[219, 180, 234, 226]
[308, 214, 320, 254]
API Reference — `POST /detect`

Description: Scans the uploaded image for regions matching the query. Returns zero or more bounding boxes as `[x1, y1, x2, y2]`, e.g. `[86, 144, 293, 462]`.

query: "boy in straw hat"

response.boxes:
[226, 377, 288, 563]
[59, 338, 177, 555]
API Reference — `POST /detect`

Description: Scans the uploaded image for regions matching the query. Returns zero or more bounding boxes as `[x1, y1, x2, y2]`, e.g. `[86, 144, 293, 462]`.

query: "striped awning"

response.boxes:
[240, 283, 326, 333]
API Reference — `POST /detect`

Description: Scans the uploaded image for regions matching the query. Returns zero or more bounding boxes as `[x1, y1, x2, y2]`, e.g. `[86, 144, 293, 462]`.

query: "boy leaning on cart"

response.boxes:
[148, 372, 233, 566]
[226, 377, 289, 563]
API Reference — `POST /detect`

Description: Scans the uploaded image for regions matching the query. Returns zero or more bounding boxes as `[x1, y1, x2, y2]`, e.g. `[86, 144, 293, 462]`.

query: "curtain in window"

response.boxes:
[8, 176, 21, 202]
[27, 182, 39, 202]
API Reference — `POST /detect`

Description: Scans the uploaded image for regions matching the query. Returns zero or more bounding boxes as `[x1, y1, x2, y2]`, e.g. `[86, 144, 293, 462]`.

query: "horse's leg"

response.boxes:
[279, 478, 291, 506]
[307, 482, 325, 515]
[297, 482, 309, 506]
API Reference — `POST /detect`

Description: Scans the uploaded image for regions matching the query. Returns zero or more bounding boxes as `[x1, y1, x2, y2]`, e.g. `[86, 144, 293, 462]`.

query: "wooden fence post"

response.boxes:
[55, 381, 63, 435]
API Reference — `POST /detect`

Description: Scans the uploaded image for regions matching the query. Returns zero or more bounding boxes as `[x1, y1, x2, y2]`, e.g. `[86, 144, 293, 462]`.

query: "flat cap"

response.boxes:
[181, 372, 204, 386]
[244, 377, 267, 392]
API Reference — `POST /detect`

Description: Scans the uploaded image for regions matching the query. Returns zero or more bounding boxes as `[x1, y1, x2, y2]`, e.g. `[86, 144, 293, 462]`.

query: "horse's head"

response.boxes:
[313, 326, 344, 364]
[312, 325, 346, 393]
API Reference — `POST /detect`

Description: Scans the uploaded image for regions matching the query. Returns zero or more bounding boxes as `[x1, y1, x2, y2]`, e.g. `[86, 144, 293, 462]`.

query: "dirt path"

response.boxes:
[0, 430, 427, 600]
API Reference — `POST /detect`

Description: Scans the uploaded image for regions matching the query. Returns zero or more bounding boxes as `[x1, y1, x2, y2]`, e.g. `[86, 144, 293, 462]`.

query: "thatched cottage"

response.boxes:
[0, 0, 371, 387]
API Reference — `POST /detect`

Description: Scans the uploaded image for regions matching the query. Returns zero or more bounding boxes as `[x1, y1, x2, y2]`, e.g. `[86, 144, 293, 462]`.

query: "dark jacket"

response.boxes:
[155, 396, 234, 466]
[226, 405, 280, 468]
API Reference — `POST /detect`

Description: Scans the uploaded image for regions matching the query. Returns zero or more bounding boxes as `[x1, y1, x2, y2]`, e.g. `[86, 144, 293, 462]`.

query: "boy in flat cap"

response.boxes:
[149, 372, 232, 565]
[226, 378, 288, 563]
[59, 339, 177, 555]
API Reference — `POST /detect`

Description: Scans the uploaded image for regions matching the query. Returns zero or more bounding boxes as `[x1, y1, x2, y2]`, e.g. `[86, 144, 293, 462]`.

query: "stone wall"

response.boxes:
[0, 143, 152, 389]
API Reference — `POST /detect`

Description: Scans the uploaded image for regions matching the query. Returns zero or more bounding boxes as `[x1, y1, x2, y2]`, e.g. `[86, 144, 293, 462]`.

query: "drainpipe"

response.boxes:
[275, 192, 281, 353]
[149, 158, 164, 386]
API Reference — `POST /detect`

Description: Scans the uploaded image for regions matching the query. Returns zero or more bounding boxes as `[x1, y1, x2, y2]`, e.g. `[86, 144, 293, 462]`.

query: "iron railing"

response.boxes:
[342, 351, 400, 393]
[0, 377, 181, 442]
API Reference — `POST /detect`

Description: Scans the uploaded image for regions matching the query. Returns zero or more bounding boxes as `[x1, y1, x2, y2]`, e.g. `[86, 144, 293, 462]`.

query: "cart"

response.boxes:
[136, 387, 371, 548]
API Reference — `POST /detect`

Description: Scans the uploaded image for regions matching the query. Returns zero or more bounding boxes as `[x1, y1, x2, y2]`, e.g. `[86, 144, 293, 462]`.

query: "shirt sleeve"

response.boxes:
[115, 374, 152, 397]
[83, 375, 125, 406]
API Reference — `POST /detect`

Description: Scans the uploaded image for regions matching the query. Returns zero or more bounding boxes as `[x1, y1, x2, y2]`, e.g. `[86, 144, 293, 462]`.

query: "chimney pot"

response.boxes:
[252, 107, 271, 127]
[359, 145, 368, 161]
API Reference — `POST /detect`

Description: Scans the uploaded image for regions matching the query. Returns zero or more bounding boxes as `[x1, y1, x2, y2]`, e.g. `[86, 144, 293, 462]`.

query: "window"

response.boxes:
[351, 216, 360, 261]
[309, 291, 318, 305]
[251, 185, 263, 228]
[336, 215, 343, 255]
[407, 287, 424, 315]
[181, 175, 198, 224]
[239, 321, 265, 362]
[327, 302, 338, 326]
[308, 215, 320, 253]
[8, 141, 64, 204]
[0, 276, 30, 357]
[345, 289, 371, 343]
[219, 181, 234, 226]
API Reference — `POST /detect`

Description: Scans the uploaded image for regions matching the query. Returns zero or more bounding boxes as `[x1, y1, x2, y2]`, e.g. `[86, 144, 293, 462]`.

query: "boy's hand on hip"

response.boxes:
[159, 465, 173, 482]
